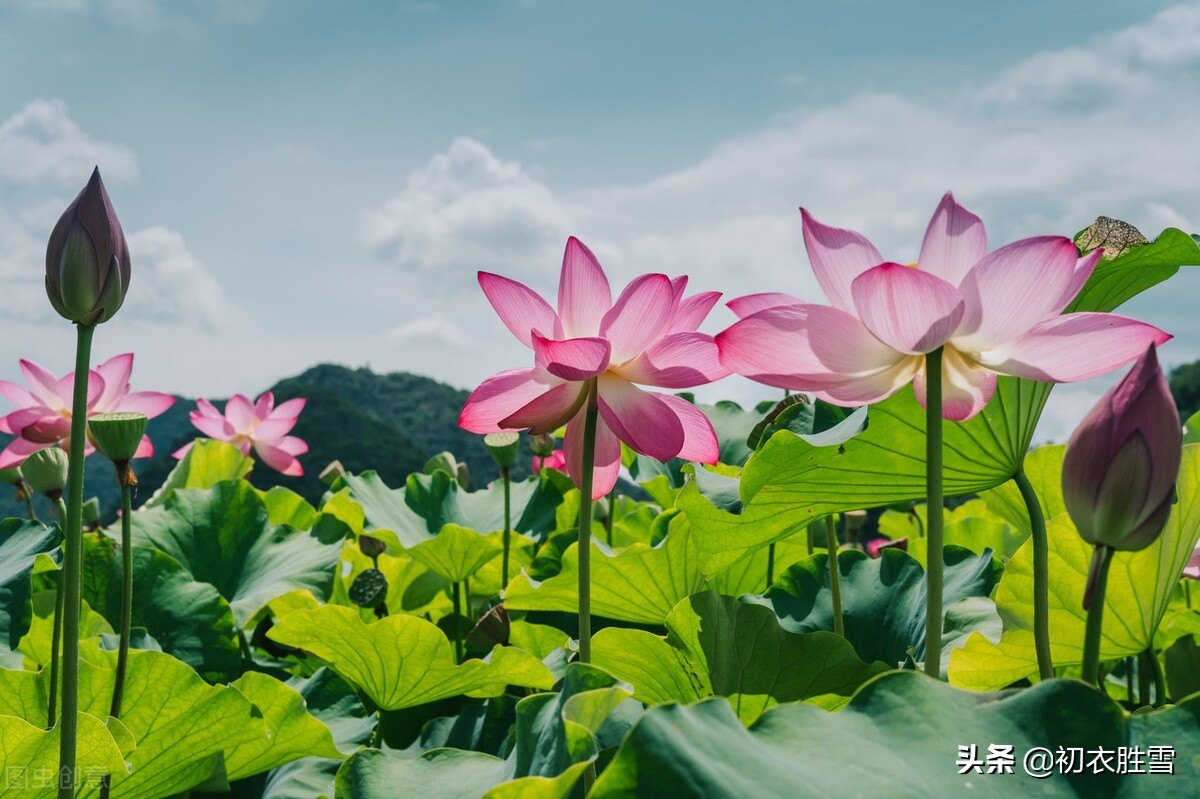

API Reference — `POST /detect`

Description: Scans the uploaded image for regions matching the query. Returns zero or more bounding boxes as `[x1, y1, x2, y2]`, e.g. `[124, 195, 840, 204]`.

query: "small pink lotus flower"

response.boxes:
[0, 353, 174, 468]
[459, 237, 728, 499]
[1183, 543, 1200, 581]
[533, 449, 567, 475]
[718, 193, 1171, 421]
[1063, 345, 1181, 553]
[174, 392, 308, 476]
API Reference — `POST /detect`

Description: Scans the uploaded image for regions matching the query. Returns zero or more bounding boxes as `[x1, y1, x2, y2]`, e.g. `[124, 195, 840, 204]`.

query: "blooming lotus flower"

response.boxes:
[1063, 345, 1181, 552]
[459, 237, 728, 499]
[533, 448, 567, 475]
[174, 392, 308, 476]
[0, 353, 174, 469]
[717, 193, 1171, 421]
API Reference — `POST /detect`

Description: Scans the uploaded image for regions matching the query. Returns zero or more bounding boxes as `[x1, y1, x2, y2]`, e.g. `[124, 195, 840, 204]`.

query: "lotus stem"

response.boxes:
[605, 487, 616, 548]
[58, 322, 94, 798]
[924, 346, 945, 679]
[825, 516, 844, 637]
[1185, 581, 1192, 610]
[1081, 544, 1115, 686]
[501, 465, 511, 589]
[109, 476, 134, 720]
[1146, 647, 1165, 706]
[1013, 466, 1054, 680]
[806, 522, 815, 555]
[47, 569, 64, 727]
[577, 378, 599, 664]
[19, 481, 37, 521]
[1125, 657, 1135, 704]
[452, 582, 464, 663]
[765, 543, 776, 590]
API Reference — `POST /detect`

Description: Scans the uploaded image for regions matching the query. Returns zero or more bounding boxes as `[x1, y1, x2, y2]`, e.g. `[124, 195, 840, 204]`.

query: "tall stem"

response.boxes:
[1013, 467, 1054, 680]
[1124, 657, 1135, 704]
[604, 487, 616, 547]
[20, 482, 37, 521]
[923, 347, 944, 679]
[576, 379, 599, 664]
[825, 516, 844, 636]
[501, 466, 511, 590]
[1146, 647, 1166, 707]
[1081, 545, 1115, 686]
[452, 582, 464, 663]
[47, 570, 64, 727]
[58, 322, 93, 798]
[109, 479, 133, 719]
[765, 543, 776, 591]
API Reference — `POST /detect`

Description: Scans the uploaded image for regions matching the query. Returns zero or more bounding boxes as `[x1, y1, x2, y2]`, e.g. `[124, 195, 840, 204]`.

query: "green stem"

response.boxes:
[923, 347, 944, 679]
[825, 516, 844, 637]
[805, 522, 815, 555]
[1147, 647, 1166, 707]
[577, 379, 599, 664]
[765, 543, 776, 591]
[58, 322, 93, 798]
[452, 582, 464, 663]
[1185, 580, 1192, 610]
[1013, 467, 1054, 680]
[20, 482, 37, 521]
[464, 577, 473, 623]
[501, 466, 511, 590]
[604, 487, 616, 548]
[109, 480, 133, 720]
[1125, 657, 1135, 705]
[47, 570, 64, 727]
[1081, 545, 1115, 686]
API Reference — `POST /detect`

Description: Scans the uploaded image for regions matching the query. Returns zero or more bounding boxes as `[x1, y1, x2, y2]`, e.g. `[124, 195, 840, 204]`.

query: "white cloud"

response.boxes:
[123, 227, 238, 329]
[385, 314, 473, 349]
[0, 99, 137, 187]
[0, 0, 262, 31]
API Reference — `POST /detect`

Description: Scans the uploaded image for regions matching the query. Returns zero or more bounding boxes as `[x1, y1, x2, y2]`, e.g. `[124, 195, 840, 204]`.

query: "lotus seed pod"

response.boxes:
[349, 568, 389, 608]
[88, 412, 148, 463]
[484, 432, 520, 468]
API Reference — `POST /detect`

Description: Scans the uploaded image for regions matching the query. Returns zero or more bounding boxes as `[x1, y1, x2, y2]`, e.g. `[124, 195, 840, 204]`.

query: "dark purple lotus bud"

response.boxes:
[45, 167, 131, 326]
[1063, 345, 1181, 552]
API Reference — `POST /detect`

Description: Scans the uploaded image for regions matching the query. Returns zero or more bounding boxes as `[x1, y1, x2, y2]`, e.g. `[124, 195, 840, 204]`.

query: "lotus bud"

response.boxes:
[358, 535, 387, 559]
[484, 432, 519, 469]
[529, 432, 556, 458]
[45, 167, 131, 326]
[0, 467, 20, 486]
[88, 412, 147, 463]
[1063, 345, 1182, 554]
[20, 448, 69, 499]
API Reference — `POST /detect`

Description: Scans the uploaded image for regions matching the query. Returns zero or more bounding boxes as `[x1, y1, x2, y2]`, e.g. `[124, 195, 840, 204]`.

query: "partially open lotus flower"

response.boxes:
[717, 193, 1171, 420]
[174, 392, 308, 476]
[45, 167, 131, 326]
[1063, 345, 1182, 553]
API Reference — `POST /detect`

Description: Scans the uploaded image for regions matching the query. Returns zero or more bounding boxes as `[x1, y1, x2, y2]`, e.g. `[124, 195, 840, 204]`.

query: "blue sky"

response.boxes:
[0, 0, 1197, 440]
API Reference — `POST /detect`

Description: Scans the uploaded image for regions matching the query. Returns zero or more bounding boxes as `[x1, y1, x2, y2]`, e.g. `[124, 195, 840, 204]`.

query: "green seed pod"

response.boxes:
[484, 432, 520, 468]
[88, 412, 148, 463]
[349, 568, 389, 608]
[20, 448, 69, 497]
[0, 467, 21, 486]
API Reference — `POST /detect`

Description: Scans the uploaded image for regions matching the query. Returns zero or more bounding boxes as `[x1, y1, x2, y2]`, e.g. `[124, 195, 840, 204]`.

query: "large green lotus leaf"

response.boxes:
[1065, 226, 1200, 314]
[267, 605, 553, 710]
[978, 445, 1067, 538]
[81, 535, 242, 676]
[142, 439, 253, 509]
[335, 470, 570, 553]
[0, 519, 60, 656]
[706, 534, 813, 597]
[1165, 635, 1200, 701]
[877, 499, 1024, 565]
[408, 524, 505, 584]
[223, 671, 344, 782]
[260, 487, 318, 530]
[592, 671, 1200, 798]
[127, 481, 343, 627]
[594, 591, 889, 723]
[18, 590, 113, 669]
[0, 712, 126, 799]
[333, 749, 589, 799]
[751, 546, 995, 669]
[503, 511, 707, 625]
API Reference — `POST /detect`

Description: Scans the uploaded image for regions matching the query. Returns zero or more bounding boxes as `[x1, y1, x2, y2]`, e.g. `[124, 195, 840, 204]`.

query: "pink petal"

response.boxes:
[256, 441, 304, 476]
[195, 398, 222, 418]
[532, 333, 611, 381]
[913, 348, 997, 422]
[667, 291, 722, 334]
[851, 263, 964, 355]
[459, 367, 563, 434]
[976, 313, 1173, 382]
[565, 410, 621, 500]
[0, 380, 36, 410]
[277, 435, 308, 456]
[56, 371, 105, 409]
[133, 435, 154, 459]
[0, 438, 44, 469]
[657, 394, 720, 463]
[91, 353, 133, 412]
[19, 413, 71, 444]
[596, 375, 684, 462]
[6, 407, 59, 434]
[557, 237, 611, 338]
[253, 416, 299, 441]
[616, 332, 730, 389]
[953, 236, 1085, 351]
[254, 392, 275, 419]
[190, 409, 234, 440]
[1063, 250, 1103, 309]
[1184, 545, 1200, 580]
[172, 441, 195, 460]
[225, 394, 257, 433]
[19, 360, 63, 408]
[800, 208, 884, 314]
[112, 391, 175, 419]
[499, 381, 586, 434]
[810, 358, 923, 406]
[600, 273, 676, 363]
[916, 192, 987, 287]
[717, 304, 907, 391]
[726, 292, 804, 319]
[271, 397, 306, 422]
[478, 272, 561, 348]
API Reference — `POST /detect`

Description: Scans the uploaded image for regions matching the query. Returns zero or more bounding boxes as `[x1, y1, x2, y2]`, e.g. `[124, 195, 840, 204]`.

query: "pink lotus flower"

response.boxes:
[459, 237, 727, 499]
[533, 449, 567, 475]
[717, 193, 1171, 421]
[0, 353, 174, 469]
[1184, 543, 1200, 581]
[174, 392, 308, 476]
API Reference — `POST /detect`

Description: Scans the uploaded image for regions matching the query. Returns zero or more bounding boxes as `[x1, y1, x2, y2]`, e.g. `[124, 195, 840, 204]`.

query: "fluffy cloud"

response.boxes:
[0, 99, 137, 187]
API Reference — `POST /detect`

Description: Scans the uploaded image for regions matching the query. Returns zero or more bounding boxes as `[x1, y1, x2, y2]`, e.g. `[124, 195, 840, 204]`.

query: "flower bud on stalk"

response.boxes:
[45, 167, 131, 326]
[88, 412, 147, 488]
[20, 448, 69, 501]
